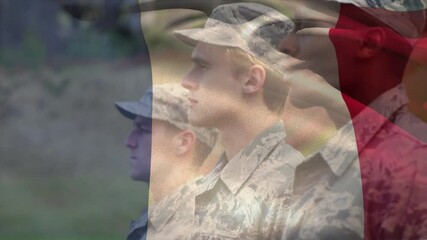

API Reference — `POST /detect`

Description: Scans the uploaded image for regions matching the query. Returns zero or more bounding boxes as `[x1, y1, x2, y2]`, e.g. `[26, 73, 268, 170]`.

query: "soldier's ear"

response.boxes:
[356, 27, 385, 59]
[173, 130, 196, 156]
[242, 64, 266, 94]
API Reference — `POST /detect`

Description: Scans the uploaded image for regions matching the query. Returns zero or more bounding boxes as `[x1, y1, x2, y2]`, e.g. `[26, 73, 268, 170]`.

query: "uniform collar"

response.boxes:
[319, 84, 409, 176]
[148, 177, 200, 231]
[194, 154, 228, 194]
[220, 121, 287, 194]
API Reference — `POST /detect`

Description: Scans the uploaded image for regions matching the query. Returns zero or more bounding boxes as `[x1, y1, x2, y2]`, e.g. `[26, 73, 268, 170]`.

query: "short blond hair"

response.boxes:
[225, 48, 288, 113]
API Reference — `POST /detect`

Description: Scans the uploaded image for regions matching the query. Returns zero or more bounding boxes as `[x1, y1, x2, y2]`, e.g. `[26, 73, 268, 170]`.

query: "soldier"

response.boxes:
[115, 83, 217, 240]
[403, 37, 427, 130]
[174, 3, 303, 239]
[276, 0, 427, 239]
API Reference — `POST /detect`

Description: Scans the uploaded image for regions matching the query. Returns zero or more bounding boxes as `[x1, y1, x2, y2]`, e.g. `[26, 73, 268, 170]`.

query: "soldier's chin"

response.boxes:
[130, 170, 150, 183]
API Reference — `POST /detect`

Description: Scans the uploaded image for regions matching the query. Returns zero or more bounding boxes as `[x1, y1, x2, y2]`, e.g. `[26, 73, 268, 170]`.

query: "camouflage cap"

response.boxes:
[330, 0, 427, 11]
[326, 0, 427, 37]
[115, 83, 217, 148]
[174, 2, 294, 73]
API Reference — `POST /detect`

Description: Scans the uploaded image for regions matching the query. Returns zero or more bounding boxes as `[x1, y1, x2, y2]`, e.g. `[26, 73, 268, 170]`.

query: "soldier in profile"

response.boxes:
[276, 0, 427, 239]
[175, 3, 303, 239]
[115, 83, 217, 240]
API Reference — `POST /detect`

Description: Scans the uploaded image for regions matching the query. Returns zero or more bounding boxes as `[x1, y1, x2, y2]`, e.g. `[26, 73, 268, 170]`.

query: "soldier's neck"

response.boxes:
[219, 112, 279, 161]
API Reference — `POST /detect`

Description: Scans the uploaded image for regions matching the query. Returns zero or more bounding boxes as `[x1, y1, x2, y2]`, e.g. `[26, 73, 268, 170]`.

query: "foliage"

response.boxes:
[0, 61, 152, 239]
[0, 31, 46, 69]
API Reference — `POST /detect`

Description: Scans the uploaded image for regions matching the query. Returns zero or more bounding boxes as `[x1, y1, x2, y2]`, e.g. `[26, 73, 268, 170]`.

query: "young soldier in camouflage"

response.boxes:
[115, 83, 217, 240]
[175, 3, 303, 239]
[276, 0, 427, 239]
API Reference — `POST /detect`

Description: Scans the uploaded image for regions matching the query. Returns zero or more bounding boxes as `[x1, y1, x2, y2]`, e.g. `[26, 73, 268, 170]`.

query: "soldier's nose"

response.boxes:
[181, 72, 199, 91]
[125, 130, 138, 149]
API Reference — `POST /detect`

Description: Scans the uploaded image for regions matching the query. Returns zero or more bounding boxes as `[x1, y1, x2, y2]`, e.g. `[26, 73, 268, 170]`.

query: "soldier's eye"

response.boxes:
[197, 62, 208, 69]
[134, 123, 150, 133]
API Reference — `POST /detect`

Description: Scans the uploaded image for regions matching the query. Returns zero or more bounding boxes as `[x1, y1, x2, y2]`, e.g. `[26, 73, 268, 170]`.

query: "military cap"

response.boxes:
[330, 0, 427, 11]
[115, 83, 217, 148]
[174, 2, 294, 73]
[326, 0, 427, 37]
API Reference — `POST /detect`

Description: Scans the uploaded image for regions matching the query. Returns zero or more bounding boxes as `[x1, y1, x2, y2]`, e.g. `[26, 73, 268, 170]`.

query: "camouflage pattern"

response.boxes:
[326, 0, 427, 37]
[115, 83, 217, 148]
[174, 3, 294, 74]
[187, 122, 303, 239]
[396, 107, 427, 142]
[127, 177, 201, 240]
[282, 84, 427, 240]
[330, 0, 427, 11]
[370, 84, 427, 142]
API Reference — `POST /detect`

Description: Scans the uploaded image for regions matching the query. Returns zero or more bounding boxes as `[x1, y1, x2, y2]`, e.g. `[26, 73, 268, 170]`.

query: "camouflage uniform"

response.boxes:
[117, 84, 218, 240]
[127, 177, 201, 240]
[282, 84, 427, 240]
[188, 122, 303, 240]
[173, 3, 304, 239]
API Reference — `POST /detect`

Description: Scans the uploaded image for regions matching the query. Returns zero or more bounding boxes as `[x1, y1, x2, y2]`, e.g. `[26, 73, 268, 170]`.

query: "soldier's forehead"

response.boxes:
[192, 43, 226, 64]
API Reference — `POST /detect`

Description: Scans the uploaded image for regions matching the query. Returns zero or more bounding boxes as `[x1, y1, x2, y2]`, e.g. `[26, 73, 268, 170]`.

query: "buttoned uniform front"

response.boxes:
[282, 84, 427, 240]
[188, 122, 303, 240]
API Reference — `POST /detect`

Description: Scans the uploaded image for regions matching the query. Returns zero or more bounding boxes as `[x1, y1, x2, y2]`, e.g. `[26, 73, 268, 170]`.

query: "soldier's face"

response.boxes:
[125, 117, 175, 182]
[125, 116, 152, 181]
[182, 43, 243, 128]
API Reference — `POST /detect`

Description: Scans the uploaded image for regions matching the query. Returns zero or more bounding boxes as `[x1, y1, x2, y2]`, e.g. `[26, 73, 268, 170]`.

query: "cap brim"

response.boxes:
[115, 101, 151, 120]
[174, 28, 240, 48]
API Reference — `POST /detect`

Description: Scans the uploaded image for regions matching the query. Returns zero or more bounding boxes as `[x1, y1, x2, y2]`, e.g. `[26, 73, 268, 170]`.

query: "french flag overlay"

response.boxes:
[331, 3, 427, 240]
[3, 1, 426, 238]
[135, 1, 427, 239]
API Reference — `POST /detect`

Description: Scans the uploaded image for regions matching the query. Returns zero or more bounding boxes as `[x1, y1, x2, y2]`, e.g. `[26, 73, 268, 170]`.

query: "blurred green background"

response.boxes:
[0, 0, 153, 239]
[0, 62, 150, 239]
